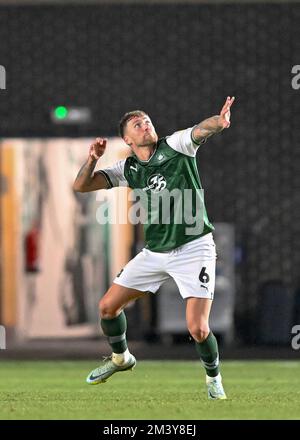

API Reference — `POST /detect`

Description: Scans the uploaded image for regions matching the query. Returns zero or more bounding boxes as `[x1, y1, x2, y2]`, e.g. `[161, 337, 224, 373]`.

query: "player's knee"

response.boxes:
[98, 297, 118, 319]
[188, 324, 210, 343]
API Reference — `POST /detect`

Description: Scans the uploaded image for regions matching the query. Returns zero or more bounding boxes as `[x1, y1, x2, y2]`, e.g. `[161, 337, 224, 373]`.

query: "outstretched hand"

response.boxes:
[89, 138, 107, 160]
[219, 96, 235, 129]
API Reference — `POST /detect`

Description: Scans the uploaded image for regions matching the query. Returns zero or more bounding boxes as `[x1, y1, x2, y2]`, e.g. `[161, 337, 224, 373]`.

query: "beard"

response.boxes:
[139, 132, 157, 147]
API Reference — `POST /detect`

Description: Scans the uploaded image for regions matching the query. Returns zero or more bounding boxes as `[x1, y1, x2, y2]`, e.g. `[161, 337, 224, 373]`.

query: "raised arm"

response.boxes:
[192, 96, 235, 144]
[73, 138, 109, 192]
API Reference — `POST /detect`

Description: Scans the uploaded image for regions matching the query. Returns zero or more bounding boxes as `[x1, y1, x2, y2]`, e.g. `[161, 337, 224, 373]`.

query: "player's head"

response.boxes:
[119, 110, 158, 148]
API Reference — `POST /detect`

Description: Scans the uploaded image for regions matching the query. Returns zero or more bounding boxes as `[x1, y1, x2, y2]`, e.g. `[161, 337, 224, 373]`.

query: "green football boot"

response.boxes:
[86, 354, 136, 385]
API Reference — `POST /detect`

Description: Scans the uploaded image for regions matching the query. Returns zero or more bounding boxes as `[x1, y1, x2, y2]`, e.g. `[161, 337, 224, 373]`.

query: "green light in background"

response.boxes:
[54, 106, 68, 119]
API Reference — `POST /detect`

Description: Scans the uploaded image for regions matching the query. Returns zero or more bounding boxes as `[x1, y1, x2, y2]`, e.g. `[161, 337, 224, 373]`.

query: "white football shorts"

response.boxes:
[113, 233, 217, 300]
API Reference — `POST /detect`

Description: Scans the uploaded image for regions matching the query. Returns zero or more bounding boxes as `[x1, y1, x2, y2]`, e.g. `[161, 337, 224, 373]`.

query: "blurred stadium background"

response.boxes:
[0, 0, 300, 362]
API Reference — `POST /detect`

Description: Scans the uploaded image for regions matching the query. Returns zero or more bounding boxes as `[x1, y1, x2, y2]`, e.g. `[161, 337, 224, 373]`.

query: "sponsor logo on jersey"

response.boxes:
[130, 165, 138, 172]
[143, 174, 167, 193]
[158, 154, 164, 161]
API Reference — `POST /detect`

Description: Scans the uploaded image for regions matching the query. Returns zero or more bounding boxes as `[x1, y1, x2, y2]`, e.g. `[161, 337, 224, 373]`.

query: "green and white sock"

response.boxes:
[101, 311, 128, 361]
[195, 332, 220, 378]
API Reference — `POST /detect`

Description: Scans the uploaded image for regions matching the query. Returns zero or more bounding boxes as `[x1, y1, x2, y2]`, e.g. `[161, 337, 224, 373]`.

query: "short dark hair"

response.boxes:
[119, 110, 148, 138]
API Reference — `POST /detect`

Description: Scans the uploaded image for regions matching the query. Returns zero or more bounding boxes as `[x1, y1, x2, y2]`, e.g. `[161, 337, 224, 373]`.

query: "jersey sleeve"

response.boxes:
[97, 159, 128, 188]
[166, 126, 206, 157]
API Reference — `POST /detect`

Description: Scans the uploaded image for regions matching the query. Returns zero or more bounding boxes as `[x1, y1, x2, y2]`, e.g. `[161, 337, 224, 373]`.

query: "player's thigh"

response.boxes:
[185, 297, 213, 341]
[99, 283, 146, 318]
[185, 296, 213, 329]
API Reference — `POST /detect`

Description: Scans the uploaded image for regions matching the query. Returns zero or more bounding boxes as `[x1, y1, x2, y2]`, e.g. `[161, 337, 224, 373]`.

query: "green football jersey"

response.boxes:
[101, 127, 214, 252]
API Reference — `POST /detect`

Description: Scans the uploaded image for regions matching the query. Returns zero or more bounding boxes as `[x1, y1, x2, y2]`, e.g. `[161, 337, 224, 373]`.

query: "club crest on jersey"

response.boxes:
[143, 174, 167, 193]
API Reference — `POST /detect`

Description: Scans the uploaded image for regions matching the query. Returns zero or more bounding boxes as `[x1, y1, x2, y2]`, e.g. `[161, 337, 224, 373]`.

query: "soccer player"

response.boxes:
[73, 96, 235, 399]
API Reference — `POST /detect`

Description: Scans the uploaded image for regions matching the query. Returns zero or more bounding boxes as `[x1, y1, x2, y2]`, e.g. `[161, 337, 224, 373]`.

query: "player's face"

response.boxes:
[124, 116, 158, 148]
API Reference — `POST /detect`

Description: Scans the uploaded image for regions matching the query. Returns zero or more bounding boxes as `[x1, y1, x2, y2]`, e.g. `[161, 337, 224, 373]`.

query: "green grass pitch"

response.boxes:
[0, 360, 299, 420]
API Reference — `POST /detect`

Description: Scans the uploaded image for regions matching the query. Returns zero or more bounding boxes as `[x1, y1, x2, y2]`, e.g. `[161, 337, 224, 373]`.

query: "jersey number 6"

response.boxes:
[199, 267, 210, 283]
